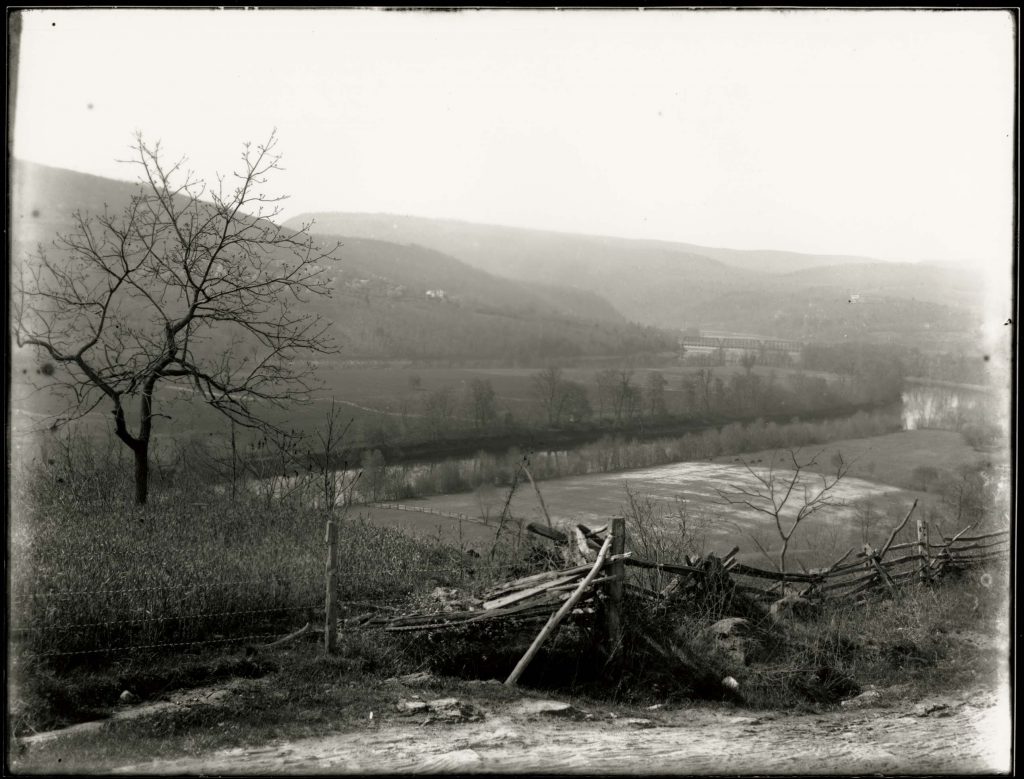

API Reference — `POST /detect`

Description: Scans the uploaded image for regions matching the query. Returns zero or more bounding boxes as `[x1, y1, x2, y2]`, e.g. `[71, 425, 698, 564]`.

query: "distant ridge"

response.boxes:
[10, 160, 677, 363]
[288, 211, 982, 345]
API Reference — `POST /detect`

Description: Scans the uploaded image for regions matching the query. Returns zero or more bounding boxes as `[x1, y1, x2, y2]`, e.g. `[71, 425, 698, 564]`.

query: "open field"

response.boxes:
[367, 465, 910, 568]
[359, 506, 500, 549]
[710, 428, 1007, 489]
[354, 429, 1002, 568]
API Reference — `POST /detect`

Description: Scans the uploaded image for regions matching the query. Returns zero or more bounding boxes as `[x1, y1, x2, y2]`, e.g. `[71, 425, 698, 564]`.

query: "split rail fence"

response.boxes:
[328, 505, 1008, 684]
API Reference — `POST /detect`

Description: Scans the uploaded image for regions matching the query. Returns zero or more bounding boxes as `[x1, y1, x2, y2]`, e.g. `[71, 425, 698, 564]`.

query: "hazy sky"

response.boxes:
[12, 9, 1015, 271]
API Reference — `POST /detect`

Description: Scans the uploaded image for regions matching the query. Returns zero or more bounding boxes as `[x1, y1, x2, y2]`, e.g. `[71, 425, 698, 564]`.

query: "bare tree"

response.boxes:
[596, 368, 636, 423]
[531, 366, 565, 425]
[645, 370, 668, 418]
[13, 132, 339, 504]
[717, 449, 849, 573]
[694, 368, 714, 413]
[465, 378, 498, 429]
[422, 385, 457, 439]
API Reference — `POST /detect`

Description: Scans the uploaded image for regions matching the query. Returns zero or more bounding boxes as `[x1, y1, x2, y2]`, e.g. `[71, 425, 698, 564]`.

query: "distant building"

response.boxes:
[426, 289, 447, 300]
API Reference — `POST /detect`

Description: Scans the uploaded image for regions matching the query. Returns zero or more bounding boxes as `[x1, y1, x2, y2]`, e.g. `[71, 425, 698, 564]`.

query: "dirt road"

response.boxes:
[113, 687, 1010, 775]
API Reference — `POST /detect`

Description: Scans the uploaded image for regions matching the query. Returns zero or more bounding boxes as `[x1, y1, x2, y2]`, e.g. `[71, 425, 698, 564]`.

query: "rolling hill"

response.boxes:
[288, 212, 983, 346]
[10, 161, 676, 364]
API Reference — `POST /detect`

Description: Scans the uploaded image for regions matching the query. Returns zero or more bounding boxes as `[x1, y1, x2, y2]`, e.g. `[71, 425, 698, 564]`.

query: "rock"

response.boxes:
[840, 689, 883, 709]
[397, 697, 483, 722]
[702, 617, 761, 667]
[770, 594, 819, 623]
[620, 718, 655, 729]
[512, 699, 590, 720]
[396, 698, 430, 715]
[913, 702, 953, 718]
[118, 690, 139, 705]
[426, 698, 484, 722]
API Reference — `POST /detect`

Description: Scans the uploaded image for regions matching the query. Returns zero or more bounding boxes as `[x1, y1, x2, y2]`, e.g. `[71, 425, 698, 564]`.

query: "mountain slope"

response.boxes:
[10, 161, 675, 363]
[287, 212, 983, 344]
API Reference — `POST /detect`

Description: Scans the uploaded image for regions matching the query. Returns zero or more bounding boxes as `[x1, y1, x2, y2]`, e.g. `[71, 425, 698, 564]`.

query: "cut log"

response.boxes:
[624, 557, 700, 576]
[729, 564, 818, 582]
[483, 573, 581, 610]
[526, 522, 568, 544]
[573, 527, 594, 565]
[479, 554, 632, 601]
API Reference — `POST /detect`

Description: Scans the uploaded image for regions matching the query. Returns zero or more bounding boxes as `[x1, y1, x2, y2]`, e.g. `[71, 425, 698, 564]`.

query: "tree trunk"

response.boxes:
[133, 440, 150, 505]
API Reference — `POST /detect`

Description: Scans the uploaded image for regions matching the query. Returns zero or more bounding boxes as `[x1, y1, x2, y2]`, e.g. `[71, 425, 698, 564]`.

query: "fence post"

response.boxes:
[605, 516, 626, 658]
[325, 519, 338, 655]
[917, 517, 930, 584]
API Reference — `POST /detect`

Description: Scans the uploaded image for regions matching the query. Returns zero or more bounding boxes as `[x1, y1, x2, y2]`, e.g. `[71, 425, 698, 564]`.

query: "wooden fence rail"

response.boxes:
[525, 516, 1008, 608]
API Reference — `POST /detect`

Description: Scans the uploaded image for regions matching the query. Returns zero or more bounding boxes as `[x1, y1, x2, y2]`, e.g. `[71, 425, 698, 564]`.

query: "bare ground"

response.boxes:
[107, 685, 1010, 775]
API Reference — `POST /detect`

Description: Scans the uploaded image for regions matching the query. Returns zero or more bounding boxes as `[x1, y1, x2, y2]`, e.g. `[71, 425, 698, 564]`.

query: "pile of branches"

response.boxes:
[347, 555, 628, 633]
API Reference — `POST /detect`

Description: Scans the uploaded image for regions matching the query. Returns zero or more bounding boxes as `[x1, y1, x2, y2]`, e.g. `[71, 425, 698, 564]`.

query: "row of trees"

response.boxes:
[530, 360, 892, 431]
[347, 358, 900, 453]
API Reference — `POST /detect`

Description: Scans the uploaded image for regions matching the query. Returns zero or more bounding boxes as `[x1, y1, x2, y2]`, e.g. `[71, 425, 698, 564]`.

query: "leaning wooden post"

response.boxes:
[325, 519, 339, 655]
[522, 462, 554, 530]
[605, 516, 626, 657]
[917, 517, 930, 584]
[505, 533, 614, 686]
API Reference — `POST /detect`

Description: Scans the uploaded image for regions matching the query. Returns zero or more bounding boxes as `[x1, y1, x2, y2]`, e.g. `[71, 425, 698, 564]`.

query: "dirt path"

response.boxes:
[113, 687, 1010, 775]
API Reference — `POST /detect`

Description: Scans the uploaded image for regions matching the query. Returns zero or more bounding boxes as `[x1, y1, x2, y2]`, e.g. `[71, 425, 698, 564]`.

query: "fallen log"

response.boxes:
[573, 527, 594, 564]
[479, 554, 632, 601]
[624, 557, 701, 576]
[729, 564, 819, 583]
[483, 573, 581, 610]
[526, 522, 568, 544]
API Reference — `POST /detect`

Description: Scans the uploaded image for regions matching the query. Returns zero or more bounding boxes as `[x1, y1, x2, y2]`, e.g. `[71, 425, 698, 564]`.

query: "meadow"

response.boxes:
[352, 426, 1002, 570]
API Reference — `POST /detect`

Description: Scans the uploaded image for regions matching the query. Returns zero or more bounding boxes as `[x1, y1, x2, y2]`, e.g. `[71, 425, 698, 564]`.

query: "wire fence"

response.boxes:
[11, 495, 1010, 664]
[10, 559, 543, 661]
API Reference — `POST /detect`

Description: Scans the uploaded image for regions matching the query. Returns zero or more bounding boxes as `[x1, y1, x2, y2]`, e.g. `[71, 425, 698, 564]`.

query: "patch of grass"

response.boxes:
[11, 650, 275, 736]
[733, 562, 1009, 709]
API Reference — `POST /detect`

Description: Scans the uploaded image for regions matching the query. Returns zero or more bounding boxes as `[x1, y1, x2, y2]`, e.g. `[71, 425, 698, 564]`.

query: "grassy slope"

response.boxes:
[10, 566, 1009, 773]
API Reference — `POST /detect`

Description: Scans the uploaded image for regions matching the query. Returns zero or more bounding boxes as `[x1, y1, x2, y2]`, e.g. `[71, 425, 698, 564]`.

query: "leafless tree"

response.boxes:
[465, 378, 498, 429]
[531, 366, 565, 425]
[13, 131, 339, 504]
[694, 368, 714, 413]
[717, 449, 849, 573]
[645, 370, 668, 417]
[596, 368, 637, 423]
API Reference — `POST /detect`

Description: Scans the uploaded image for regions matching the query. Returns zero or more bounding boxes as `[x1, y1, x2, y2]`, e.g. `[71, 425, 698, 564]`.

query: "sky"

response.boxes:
[11, 9, 1016, 276]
